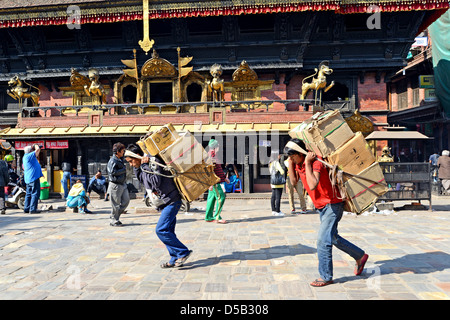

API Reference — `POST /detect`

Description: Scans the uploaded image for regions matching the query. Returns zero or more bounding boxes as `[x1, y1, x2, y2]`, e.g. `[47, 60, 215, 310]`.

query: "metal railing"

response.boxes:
[378, 162, 432, 210]
[21, 99, 352, 117]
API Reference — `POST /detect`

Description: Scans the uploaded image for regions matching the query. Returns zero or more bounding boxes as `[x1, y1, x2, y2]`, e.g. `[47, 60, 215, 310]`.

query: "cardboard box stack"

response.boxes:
[289, 110, 388, 214]
[138, 124, 219, 202]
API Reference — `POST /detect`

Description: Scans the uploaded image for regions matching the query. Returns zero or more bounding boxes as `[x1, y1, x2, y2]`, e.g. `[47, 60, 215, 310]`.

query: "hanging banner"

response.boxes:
[15, 140, 45, 150]
[14, 140, 69, 150]
[46, 140, 69, 149]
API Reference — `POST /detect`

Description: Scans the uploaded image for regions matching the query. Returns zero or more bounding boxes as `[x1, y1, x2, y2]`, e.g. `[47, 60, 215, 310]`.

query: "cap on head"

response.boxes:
[208, 139, 219, 149]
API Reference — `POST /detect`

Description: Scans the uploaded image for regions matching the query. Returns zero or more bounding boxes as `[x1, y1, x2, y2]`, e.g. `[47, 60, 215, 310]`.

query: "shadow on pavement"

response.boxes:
[180, 243, 316, 269]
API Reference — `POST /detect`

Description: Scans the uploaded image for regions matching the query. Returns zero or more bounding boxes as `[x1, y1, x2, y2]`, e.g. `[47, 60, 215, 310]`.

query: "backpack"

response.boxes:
[270, 161, 286, 185]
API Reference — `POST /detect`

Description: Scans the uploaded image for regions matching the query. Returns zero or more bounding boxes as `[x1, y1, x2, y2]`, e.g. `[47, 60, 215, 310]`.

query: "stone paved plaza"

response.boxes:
[0, 194, 449, 300]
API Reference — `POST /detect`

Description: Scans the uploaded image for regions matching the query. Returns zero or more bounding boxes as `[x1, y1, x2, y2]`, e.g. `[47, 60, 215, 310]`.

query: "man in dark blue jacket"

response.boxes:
[107, 142, 129, 226]
[125, 144, 192, 268]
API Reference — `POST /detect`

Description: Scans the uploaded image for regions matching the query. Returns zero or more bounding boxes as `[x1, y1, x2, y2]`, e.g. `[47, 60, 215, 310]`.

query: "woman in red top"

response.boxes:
[285, 139, 368, 287]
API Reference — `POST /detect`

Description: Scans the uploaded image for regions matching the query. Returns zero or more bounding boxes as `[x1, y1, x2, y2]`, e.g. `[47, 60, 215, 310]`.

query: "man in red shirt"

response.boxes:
[285, 139, 368, 287]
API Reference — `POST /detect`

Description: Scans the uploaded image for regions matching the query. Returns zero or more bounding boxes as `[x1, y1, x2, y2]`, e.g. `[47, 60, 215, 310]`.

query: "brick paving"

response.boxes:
[0, 194, 449, 300]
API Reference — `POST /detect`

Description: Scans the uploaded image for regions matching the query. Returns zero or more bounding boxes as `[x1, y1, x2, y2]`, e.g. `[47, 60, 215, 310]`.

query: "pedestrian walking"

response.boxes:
[87, 170, 109, 200]
[124, 144, 192, 268]
[284, 138, 368, 287]
[284, 157, 307, 214]
[205, 139, 229, 224]
[269, 151, 286, 216]
[23, 144, 43, 214]
[0, 157, 9, 215]
[107, 142, 130, 226]
[437, 150, 450, 195]
[60, 159, 73, 199]
[429, 151, 440, 183]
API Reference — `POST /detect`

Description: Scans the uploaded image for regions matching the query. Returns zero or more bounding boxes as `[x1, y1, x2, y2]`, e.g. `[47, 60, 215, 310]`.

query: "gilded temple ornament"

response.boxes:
[300, 60, 335, 104]
[7, 75, 40, 106]
[138, 0, 155, 55]
[345, 110, 374, 137]
[207, 64, 225, 104]
[379, 146, 394, 163]
[84, 69, 107, 104]
[141, 49, 177, 78]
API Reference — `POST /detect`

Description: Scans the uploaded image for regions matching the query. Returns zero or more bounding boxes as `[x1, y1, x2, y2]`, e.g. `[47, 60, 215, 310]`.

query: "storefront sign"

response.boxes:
[424, 89, 438, 101]
[15, 140, 45, 150]
[411, 36, 428, 48]
[46, 140, 69, 149]
[15, 140, 69, 150]
[419, 75, 434, 88]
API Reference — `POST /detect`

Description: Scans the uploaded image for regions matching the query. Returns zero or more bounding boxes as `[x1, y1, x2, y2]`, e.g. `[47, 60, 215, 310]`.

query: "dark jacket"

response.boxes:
[0, 160, 9, 187]
[134, 157, 181, 208]
[107, 154, 127, 185]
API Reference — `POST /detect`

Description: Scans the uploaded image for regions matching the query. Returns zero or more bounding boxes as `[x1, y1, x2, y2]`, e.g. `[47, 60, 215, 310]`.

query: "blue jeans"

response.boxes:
[156, 200, 190, 264]
[317, 202, 365, 282]
[61, 171, 71, 198]
[24, 179, 41, 213]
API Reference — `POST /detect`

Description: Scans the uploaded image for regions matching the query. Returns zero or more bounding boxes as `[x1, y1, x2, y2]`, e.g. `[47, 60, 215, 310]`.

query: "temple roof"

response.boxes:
[1, 0, 448, 29]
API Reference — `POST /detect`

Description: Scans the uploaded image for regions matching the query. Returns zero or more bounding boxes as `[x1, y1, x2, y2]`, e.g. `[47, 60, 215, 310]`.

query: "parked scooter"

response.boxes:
[6, 183, 26, 210]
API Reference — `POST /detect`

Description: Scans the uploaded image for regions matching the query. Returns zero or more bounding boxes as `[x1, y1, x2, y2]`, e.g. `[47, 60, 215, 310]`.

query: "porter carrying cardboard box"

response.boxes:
[136, 124, 218, 202]
[288, 110, 354, 158]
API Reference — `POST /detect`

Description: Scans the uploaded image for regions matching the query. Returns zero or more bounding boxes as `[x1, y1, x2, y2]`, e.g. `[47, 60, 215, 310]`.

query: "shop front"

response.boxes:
[13, 139, 70, 192]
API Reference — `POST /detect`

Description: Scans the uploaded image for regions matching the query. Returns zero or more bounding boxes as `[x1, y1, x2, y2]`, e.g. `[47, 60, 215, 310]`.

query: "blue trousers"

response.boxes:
[61, 171, 71, 199]
[24, 179, 40, 213]
[66, 195, 87, 208]
[317, 202, 365, 282]
[156, 200, 190, 264]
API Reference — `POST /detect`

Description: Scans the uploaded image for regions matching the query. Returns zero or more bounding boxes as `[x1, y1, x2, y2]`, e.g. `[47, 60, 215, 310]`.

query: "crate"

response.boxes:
[289, 110, 354, 158]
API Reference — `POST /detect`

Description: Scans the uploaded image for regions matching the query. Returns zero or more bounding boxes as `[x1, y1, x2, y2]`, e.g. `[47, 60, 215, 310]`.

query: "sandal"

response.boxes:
[310, 279, 334, 287]
[160, 262, 175, 269]
[215, 219, 227, 224]
[355, 253, 369, 276]
[175, 250, 193, 267]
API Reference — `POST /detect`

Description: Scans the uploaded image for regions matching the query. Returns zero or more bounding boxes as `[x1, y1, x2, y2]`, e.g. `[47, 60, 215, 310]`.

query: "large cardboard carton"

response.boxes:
[344, 162, 389, 214]
[140, 123, 179, 156]
[175, 163, 220, 202]
[159, 131, 208, 173]
[289, 110, 354, 158]
[327, 132, 376, 178]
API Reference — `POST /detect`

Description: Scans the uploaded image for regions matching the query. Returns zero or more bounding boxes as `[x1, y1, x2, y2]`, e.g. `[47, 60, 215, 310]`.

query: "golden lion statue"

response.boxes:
[207, 64, 224, 103]
[300, 61, 335, 101]
[7, 75, 40, 106]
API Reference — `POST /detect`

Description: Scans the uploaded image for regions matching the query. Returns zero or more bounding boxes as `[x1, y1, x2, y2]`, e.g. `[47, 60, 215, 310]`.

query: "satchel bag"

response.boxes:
[270, 161, 286, 185]
[146, 189, 165, 208]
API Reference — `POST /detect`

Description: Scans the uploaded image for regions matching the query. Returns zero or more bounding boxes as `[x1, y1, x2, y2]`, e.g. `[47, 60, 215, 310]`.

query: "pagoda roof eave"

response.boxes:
[0, 0, 448, 29]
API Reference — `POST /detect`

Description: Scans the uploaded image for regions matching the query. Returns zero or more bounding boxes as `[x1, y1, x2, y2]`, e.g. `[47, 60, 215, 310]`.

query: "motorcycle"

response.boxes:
[6, 183, 26, 210]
